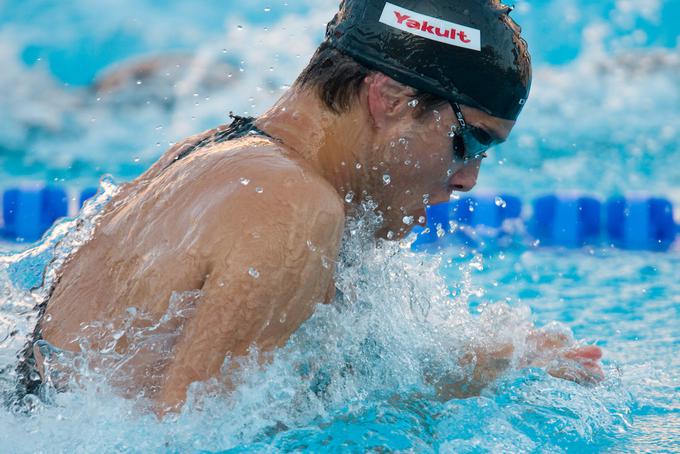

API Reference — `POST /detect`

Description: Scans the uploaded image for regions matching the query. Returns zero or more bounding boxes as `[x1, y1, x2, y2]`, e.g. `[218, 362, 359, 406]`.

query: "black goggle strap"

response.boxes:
[450, 102, 470, 160]
[451, 102, 467, 128]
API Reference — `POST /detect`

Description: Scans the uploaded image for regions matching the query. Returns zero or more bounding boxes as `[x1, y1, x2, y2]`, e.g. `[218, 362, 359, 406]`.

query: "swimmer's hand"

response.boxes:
[431, 329, 604, 401]
[523, 330, 604, 385]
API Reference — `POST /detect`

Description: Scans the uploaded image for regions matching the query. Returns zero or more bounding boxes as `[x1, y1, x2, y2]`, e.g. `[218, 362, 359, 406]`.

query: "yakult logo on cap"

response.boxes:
[379, 2, 481, 52]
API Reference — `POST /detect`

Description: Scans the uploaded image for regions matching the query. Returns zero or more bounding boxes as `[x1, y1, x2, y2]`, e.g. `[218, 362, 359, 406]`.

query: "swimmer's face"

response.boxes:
[369, 98, 515, 239]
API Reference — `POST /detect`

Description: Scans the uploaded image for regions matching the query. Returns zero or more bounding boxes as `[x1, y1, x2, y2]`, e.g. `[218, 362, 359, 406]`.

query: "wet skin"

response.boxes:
[39, 73, 602, 413]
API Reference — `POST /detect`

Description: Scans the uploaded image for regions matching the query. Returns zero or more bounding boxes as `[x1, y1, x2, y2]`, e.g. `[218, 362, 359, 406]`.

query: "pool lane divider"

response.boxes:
[412, 193, 677, 252]
[0, 186, 678, 251]
[1, 186, 96, 243]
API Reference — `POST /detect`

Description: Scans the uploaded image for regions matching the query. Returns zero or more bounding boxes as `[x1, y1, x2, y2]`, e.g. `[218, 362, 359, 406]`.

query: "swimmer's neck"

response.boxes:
[255, 87, 376, 204]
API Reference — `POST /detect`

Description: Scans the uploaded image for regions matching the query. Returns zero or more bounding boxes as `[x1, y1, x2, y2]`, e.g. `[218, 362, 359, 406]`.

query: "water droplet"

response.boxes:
[279, 313, 287, 323]
[264, 7, 271, 12]
[321, 256, 331, 269]
[382, 174, 392, 185]
[386, 231, 395, 240]
[237, 25, 244, 31]
[136, 80, 142, 85]
[344, 191, 355, 203]
[355, 163, 362, 170]
[407, 99, 419, 108]
[470, 257, 484, 271]
[248, 267, 260, 279]
[398, 137, 407, 146]
[239, 178, 250, 186]
[423, 194, 431, 205]
[402, 216, 414, 225]
[418, 216, 426, 224]
[433, 110, 441, 122]
[495, 196, 507, 208]
[255, 187, 264, 194]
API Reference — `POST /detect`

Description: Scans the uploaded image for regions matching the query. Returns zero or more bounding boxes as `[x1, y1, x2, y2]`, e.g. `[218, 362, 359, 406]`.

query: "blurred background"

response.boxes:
[0, 0, 678, 199]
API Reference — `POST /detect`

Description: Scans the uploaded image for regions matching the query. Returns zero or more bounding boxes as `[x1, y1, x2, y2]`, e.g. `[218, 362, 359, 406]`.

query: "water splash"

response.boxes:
[0, 201, 631, 451]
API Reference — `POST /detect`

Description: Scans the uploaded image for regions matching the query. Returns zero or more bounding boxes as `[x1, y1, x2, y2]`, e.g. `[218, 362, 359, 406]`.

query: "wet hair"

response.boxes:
[294, 42, 447, 116]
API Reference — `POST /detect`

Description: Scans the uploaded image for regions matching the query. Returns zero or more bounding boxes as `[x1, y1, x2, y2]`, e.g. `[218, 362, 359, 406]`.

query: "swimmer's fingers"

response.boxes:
[582, 360, 605, 383]
[546, 357, 605, 385]
[563, 345, 602, 361]
[527, 329, 572, 352]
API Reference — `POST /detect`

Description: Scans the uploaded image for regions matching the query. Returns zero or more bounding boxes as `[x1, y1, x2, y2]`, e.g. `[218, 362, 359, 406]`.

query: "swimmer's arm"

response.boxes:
[154, 182, 345, 414]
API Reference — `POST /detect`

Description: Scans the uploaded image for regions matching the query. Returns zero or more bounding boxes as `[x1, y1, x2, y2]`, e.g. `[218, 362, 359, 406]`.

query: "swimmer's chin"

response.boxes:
[376, 209, 426, 240]
[375, 224, 419, 241]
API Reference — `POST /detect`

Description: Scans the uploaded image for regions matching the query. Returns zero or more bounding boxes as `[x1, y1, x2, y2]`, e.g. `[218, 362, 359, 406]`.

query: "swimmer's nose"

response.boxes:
[448, 159, 481, 193]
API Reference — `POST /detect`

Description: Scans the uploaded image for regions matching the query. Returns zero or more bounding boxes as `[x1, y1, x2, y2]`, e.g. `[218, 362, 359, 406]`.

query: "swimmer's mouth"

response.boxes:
[448, 184, 471, 193]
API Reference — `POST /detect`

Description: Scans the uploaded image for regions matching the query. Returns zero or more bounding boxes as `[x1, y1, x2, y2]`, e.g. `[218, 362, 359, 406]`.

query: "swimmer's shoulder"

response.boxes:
[200, 140, 345, 230]
[137, 127, 221, 181]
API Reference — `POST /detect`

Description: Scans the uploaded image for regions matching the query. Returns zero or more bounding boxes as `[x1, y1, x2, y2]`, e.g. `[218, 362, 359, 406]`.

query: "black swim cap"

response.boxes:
[325, 0, 532, 121]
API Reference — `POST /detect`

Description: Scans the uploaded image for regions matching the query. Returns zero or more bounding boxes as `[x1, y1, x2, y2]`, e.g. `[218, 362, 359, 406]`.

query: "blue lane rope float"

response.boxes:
[0, 186, 678, 251]
[410, 192, 677, 252]
[79, 187, 98, 208]
[528, 195, 602, 248]
[606, 196, 676, 251]
[1, 186, 69, 243]
[411, 193, 523, 250]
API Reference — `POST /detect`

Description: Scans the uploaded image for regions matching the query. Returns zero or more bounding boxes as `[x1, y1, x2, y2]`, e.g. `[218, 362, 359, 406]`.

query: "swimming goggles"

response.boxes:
[449, 102, 498, 161]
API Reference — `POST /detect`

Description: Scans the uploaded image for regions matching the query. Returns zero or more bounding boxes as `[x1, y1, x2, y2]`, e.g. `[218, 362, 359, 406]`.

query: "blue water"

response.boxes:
[1, 0, 679, 452]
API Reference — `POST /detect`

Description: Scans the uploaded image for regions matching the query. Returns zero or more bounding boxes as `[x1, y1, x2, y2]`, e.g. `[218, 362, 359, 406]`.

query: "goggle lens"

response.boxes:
[450, 102, 498, 161]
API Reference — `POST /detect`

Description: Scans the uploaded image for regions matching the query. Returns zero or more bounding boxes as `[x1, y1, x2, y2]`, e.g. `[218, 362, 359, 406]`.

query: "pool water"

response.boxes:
[1, 0, 679, 452]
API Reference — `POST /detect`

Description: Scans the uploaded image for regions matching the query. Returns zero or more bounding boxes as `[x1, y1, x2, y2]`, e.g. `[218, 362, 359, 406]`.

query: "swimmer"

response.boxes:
[17, 0, 603, 412]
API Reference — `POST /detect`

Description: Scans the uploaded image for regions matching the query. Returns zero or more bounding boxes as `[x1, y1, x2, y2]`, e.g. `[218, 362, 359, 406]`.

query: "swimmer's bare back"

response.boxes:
[40, 131, 345, 412]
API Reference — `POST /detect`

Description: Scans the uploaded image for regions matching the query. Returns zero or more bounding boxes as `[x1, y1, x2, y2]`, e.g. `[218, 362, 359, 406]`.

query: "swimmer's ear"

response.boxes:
[365, 73, 413, 129]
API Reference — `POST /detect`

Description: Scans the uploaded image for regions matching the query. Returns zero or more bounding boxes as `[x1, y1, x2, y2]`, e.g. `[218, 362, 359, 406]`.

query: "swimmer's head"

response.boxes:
[293, 0, 530, 163]
[323, 0, 532, 122]
[289, 0, 530, 237]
